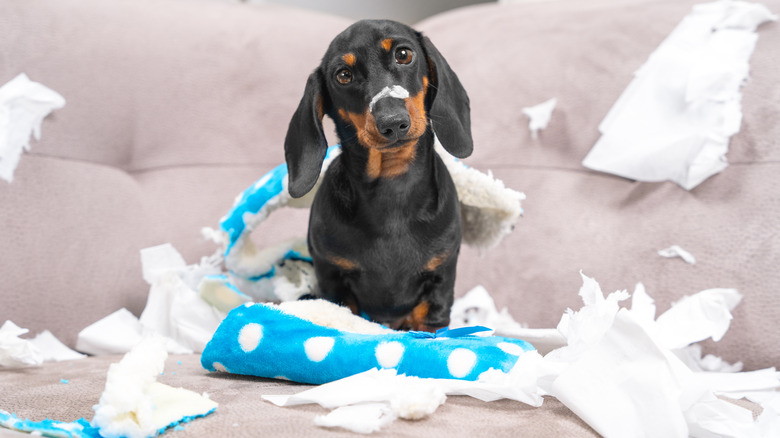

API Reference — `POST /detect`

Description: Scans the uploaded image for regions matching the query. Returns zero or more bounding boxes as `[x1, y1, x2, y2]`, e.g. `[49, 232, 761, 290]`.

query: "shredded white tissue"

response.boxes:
[0, 321, 43, 367]
[676, 344, 744, 373]
[582, 1, 777, 190]
[263, 361, 543, 432]
[543, 274, 778, 438]
[266, 274, 780, 436]
[92, 336, 218, 438]
[0, 73, 66, 182]
[659, 245, 697, 264]
[553, 272, 629, 354]
[78, 244, 227, 356]
[314, 403, 397, 434]
[29, 330, 86, 362]
[77, 308, 147, 356]
[653, 288, 741, 349]
[449, 285, 565, 355]
[138, 244, 226, 353]
[521, 98, 557, 139]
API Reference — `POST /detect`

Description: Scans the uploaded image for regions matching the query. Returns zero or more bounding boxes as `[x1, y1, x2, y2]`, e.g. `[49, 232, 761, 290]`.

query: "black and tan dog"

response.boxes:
[284, 19, 472, 332]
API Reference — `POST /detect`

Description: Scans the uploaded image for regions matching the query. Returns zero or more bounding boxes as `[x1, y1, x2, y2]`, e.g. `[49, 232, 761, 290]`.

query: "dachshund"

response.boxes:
[284, 19, 472, 332]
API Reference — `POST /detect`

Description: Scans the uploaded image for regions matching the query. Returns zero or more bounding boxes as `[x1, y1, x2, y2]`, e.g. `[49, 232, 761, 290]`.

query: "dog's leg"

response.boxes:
[409, 255, 458, 332]
[309, 261, 360, 315]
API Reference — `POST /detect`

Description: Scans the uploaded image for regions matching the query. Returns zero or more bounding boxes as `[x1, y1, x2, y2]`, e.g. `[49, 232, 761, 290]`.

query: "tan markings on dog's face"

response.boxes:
[337, 78, 428, 180]
[342, 53, 357, 66]
[327, 254, 359, 271]
[424, 251, 449, 272]
[404, 80, 428, 139]
[381, 38, 394, 52]
[337, 108, 386, 150]
[365, 142, 417, 179]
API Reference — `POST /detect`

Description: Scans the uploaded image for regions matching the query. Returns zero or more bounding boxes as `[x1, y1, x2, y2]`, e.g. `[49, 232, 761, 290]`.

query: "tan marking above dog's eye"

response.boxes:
[336, 68, 353, 85]
[342, 53, 357, 66]
[381, 38, 394, 52]
[394, 47, 414, 65]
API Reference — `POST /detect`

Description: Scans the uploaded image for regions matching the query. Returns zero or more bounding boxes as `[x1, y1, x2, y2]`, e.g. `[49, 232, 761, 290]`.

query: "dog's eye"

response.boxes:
[336, 69, 353, 85]
[394, 47, 414, 65]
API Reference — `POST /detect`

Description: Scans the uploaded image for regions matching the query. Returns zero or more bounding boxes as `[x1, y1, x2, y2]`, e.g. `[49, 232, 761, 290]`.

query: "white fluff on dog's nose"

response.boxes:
[369, 85, 410, 113]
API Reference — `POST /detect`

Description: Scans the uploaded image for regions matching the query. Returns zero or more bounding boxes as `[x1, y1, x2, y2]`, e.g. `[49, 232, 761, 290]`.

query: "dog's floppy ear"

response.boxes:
[284, 69, 328, 198]
[421, 36, 473, 158]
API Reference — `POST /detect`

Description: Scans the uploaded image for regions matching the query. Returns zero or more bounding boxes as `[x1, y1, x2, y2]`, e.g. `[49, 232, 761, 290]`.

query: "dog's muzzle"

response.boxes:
[370, 86, 411, 142]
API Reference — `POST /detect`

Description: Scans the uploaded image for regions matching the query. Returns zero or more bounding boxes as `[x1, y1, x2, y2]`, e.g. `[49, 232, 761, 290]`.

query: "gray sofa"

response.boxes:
[1, 0, 778, 436]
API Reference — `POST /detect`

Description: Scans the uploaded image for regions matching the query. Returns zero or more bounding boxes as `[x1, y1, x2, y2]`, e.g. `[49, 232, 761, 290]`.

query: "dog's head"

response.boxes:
[284, 19, 472, 198]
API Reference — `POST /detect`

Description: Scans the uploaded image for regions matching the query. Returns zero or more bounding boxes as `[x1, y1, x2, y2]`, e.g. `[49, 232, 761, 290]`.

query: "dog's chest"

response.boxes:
[311, 186, 456, 272]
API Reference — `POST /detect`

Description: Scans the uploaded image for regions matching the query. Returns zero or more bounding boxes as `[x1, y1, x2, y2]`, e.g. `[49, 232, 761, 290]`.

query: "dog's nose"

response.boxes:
[372, 98, 410, 141]
[376, 113, 411, 140]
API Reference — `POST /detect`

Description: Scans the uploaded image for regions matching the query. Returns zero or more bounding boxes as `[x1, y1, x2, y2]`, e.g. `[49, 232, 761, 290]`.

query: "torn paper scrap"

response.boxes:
[659, 245, 697, 264]
[449, 285, 565, 355]
[314, 403, 397, 434]
[552, 272, 629, 356]
[521, 97, 557, 139]
[30, 330, 86, 362]
[138, 243, 227, 353]
[92, 336, 218, 438]
[653, 288, 742, 350]
[582, 1, 777, 190]
[541, 273, 779, 438]
[545, 309, 691, 438]
[0, 320, 43, 367]
[0, 73, 66, 182]
[675, 344, 744, 373]
[263, 365, 541, 433]
[263, 368, 447, 410]
[77, 308, 149, 356]
[78, 243, 227, 356]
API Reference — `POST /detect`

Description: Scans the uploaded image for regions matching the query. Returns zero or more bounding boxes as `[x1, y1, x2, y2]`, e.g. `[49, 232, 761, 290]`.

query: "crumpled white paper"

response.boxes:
[314, 403, 397, 434]
[582, 1, 777, 190]
[0, 321, 43, 367]
[0, 73, 65, 183]
[77, 244, 227, 355]
[521, 97, 557, 139]
[263, 365, 545, 434]
[449, 285, 566, 355]
[265, 273, 780, 437]
[30, 330, 86, 362]
[0, 321, 85, 366]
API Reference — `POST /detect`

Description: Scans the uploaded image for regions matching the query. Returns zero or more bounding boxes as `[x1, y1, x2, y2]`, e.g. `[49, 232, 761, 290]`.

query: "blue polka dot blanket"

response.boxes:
[201, 299, 535, 385]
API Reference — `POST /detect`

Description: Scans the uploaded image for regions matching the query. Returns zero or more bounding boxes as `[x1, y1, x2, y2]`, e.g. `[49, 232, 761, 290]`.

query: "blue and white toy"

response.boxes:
[203, 141, 525, 305]
[198, 140, 529, 384]
[201, 299, 535, 385]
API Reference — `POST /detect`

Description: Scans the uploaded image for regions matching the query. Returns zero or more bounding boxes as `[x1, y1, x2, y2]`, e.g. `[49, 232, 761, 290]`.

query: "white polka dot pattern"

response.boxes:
[375, 341, 405, 369]
[304, 337, 335, 362]
[238, 323, 263, 353]
[447, 348, 477, 378]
